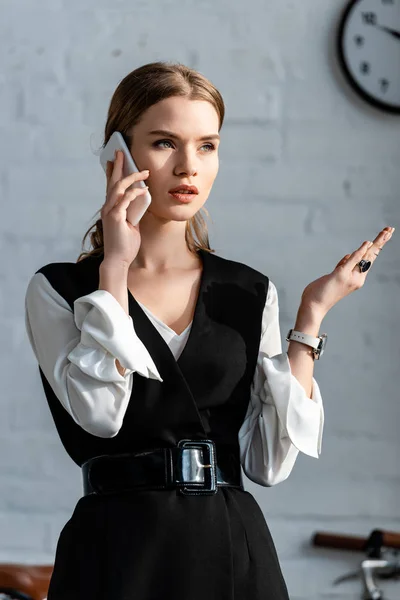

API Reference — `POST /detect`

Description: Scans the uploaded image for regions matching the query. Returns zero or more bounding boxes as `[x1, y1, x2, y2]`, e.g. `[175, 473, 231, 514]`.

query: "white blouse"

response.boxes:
[24, 272, 324, 487]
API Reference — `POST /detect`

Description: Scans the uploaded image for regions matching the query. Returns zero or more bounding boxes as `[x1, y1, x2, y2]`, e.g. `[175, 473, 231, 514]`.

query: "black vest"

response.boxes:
[36, 249, 269, 467]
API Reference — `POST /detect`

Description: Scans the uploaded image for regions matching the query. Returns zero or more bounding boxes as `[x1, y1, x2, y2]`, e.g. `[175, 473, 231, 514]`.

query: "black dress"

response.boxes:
[33, 249, 290, 600]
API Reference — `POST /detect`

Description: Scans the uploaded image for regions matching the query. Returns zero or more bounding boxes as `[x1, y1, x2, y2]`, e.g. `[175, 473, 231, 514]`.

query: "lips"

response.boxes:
[168, 184, 199, 195]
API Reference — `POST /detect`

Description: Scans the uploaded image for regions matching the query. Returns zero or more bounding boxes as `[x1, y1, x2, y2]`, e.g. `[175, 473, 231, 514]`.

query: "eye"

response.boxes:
[201, 143, 215, 152]
[153, 139, 174, 149]
[152, 139, 217, 152]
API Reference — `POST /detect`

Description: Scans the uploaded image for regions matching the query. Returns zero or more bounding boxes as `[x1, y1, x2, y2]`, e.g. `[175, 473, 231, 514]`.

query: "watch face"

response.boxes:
[319, 334, 328, 357]
[338, 0, 400, 113]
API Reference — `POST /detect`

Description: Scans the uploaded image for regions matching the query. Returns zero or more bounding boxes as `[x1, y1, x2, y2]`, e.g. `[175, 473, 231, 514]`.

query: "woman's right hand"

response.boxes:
[101, 150, 149, 266]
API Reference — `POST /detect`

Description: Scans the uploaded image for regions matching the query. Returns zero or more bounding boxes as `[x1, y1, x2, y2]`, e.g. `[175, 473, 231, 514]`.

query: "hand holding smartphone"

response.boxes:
[100, 131, 152, 226]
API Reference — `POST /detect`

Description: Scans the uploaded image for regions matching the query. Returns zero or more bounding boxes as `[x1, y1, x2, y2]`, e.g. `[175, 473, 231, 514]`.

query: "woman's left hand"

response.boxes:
[300, 226, 395, 317]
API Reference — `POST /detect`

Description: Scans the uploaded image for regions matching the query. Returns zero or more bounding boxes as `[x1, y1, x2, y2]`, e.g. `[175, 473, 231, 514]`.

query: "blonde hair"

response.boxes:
[77, 61, 225, 262]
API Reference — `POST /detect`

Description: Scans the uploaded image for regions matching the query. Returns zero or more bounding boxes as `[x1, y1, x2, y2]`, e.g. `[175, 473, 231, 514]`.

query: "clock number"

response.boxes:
[360, 61, 370, 75]
[362, 12, 377, 25]
[380, 78, 390, 93]
[354, 35, 364, 46]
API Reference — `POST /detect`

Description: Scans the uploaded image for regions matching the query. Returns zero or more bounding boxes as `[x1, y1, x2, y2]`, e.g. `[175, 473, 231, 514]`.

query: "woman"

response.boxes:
[25, 61, 394, 600]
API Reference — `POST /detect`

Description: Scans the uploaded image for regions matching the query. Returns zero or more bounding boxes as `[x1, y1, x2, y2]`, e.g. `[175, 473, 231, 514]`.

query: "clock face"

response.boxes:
[338, 0, 400, 113]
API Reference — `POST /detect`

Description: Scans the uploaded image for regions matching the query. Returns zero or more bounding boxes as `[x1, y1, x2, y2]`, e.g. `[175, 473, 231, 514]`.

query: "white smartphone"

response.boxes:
[99, 131, 152, 226]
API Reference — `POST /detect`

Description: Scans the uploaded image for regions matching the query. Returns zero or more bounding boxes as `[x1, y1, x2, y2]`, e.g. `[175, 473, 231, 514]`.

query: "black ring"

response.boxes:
[358, 259, 371, 273]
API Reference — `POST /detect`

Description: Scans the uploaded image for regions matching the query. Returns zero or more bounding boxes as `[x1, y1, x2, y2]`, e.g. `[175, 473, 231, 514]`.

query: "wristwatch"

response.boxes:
[286, 329, 328, 360]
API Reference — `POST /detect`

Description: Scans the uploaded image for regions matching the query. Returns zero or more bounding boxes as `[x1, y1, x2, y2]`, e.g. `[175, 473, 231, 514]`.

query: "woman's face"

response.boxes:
[128, 96, 220, 223]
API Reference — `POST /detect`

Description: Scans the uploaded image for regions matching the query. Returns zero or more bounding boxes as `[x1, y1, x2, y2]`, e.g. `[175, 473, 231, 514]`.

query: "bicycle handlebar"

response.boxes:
[378, 531, 400, 549]
[313, 532, 367, 551]
[312, 530, 400, 552]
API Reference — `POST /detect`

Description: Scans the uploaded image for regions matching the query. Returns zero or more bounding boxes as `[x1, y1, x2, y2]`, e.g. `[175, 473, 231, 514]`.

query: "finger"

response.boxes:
[102, 185, 147, 220]
[335, 253, 351, 269]
[357, 226, 395, 268]
[111, 175, 149, 206]
[105, 161, 114, 192]
[108, 150, 124, 188]
[111, 184, 149, 208]
[105, 152, 122, 201]
[119, 169, 150, 190]
[111, 186, 149, 217]
[109, 151, 150, 190]
[105, 176, 149, 217]
[346, 241, 373, 269]
[108, 171, 149, 205]
[369, 227, 395, 252]
[372, 226, 394, 246]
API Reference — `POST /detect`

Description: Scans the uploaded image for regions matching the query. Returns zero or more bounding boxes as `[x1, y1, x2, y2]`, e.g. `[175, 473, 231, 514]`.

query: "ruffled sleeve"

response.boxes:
[238, 279, 324, 486]
[25, 272, 162, 438]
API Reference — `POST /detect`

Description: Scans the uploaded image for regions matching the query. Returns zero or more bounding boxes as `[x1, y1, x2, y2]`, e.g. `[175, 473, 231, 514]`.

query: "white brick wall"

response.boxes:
[1, 1, 399, 598]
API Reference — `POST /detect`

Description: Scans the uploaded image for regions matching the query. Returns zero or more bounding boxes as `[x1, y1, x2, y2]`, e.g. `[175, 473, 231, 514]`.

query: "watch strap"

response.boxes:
[286, 329, 320, 350]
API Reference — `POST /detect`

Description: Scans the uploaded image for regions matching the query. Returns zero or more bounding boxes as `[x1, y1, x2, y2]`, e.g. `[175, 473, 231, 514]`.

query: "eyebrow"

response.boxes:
[147, 129, 220, 142]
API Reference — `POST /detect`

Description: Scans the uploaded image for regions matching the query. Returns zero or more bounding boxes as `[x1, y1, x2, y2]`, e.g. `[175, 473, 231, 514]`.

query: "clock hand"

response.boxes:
[375, 24, 400, 40]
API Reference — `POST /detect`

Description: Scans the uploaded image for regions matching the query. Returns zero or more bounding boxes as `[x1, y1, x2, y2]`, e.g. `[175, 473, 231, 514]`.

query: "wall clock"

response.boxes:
[337, 0, 400, 113]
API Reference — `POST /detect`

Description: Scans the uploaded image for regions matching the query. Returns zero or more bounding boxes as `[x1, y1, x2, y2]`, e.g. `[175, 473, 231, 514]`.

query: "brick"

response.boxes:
[0, 434, 75, 480]
[0, 475, 81, 513]
[4, 164, 102, 237]
[0, 512, 48, 551]
[285, 122, 400, 167]
[244, 468, 399, 518]
[0, 9, 68, 85]
[220, 123, 282, 161]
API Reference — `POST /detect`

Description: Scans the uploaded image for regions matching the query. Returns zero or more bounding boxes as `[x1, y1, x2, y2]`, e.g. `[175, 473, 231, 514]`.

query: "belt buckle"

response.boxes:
[176, 439, 217, 496]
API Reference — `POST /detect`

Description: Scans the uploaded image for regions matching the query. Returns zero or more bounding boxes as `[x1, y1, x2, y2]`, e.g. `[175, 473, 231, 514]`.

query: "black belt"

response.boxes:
[82, 439, 243, 496]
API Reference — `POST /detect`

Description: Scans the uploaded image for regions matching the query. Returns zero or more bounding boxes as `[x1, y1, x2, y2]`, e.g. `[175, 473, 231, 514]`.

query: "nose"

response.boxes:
[173, 149, 198, 177]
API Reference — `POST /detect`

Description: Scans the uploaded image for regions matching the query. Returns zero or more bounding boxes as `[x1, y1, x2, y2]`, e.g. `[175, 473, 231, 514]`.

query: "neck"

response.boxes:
[130, 217, 198, 272]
